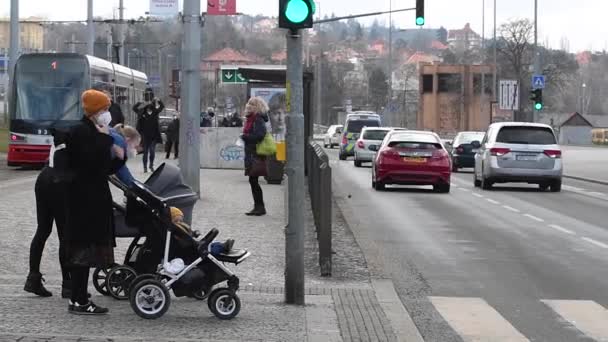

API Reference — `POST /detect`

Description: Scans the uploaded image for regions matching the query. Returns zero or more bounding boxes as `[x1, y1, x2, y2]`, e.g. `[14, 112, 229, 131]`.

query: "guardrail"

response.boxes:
[307, 140, 332, 276]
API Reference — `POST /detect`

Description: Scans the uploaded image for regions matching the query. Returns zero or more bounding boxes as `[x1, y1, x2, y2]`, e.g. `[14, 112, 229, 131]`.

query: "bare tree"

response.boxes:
[497, 19, 534, 121]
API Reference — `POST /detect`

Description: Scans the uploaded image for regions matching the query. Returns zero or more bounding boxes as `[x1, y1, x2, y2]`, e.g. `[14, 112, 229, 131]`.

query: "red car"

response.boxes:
[371, 130, 451, 193]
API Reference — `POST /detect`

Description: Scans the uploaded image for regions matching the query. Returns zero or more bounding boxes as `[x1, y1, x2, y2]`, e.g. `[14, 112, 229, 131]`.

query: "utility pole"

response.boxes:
[285, 29, 305, 305]
[9, 0, 19, 79]
[87, 0, 95, 56]
[119, 0, 125, 65]
[178, 0, 202, 195]
[387, 0, 393, 126]
[493, 0, 497, 104]
[480, 0, 485, 129]
[533, 0, 539, 122]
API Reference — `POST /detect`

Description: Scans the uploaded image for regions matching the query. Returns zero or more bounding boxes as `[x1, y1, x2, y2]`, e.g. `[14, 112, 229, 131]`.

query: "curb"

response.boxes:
[564, 175, 608, 186]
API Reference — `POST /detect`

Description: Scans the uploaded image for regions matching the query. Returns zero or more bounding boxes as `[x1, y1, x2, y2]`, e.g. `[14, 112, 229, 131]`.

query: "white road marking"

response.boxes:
[503, 205, 521, 213]
[548, 224, 575, 235]
[472, 193, 484, 198]
[581, 237, 608, 249]
[430, 297, 529, 342]
[543, 300, 608, 341]
[458, 188, 470, 192]
[523, 214, 544, 222]
[486, 198, 500, 205]
[562, 185, 585, 192]
[589, 192, 606, 197]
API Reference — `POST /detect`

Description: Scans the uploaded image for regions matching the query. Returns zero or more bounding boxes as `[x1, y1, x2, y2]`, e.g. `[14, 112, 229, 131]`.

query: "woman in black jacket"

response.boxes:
[241, 97, 269, 216]
[64, 89, 125, 315]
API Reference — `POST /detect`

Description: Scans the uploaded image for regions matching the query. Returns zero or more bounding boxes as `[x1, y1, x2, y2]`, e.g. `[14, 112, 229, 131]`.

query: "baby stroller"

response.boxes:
[124, 179, 251, 319]
[92, 163, 198, 301]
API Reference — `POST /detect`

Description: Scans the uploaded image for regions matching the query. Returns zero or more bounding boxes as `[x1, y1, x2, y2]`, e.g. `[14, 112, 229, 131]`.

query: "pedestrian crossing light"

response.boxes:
[279, 0, 314, 30]
[416, 0, 425, 26]
[531, 89, 543, 110]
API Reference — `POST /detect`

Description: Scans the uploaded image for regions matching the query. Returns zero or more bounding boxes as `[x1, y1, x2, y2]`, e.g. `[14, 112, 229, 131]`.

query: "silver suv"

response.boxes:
[474, 122, 563, 192]
[354, 127, 394, 167]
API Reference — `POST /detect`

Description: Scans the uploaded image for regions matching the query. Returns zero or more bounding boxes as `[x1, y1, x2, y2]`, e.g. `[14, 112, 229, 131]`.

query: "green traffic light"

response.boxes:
[535, 102, 543, 110]
[416, 17, 425, 26]
[285, 0, 310, 24]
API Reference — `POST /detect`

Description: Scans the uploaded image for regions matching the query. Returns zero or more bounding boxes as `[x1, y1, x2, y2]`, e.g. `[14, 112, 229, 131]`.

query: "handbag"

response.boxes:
[256, 133, 277, 156]
[248, 158, 268, 177]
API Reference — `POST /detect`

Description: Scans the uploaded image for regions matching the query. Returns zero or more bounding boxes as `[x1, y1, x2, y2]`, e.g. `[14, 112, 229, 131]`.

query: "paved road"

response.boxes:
[328, 147, 608, 342]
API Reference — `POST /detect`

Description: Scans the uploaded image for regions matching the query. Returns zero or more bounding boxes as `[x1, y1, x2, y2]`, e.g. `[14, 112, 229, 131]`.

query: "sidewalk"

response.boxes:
[0, 156, 405, 342]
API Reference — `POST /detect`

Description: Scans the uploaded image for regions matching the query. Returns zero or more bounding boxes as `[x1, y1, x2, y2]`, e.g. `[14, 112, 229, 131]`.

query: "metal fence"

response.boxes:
[307, 140, 332, 276]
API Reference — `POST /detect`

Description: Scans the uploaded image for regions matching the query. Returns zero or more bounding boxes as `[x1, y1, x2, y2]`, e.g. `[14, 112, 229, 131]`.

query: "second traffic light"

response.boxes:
[416, 0, 425, 26]
[279, 0, 314, 30]
[531, 89, 543, 110]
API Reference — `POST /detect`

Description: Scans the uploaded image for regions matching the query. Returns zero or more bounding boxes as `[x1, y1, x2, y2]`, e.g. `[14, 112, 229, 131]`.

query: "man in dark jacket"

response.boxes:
[104, 91, 124, 127]
[165, 114, 179, 159]
[134, 98, 164, 172]
[229, 112, 243, 127]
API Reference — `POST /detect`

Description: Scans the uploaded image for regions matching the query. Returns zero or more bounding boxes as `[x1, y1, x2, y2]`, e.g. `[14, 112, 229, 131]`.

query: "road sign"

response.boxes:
[220, 68, 248, 84]
[148, 75, 161, 87]
[207, 0, 237, 15]
[532, 75, 545, 89]
[149, 0, 178, 17]
[499, 80, 519, 111]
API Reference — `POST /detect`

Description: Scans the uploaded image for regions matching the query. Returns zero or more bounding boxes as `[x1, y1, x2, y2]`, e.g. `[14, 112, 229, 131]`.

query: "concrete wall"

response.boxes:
[200, 127, 245, 170]
[559, 126, 592, 145]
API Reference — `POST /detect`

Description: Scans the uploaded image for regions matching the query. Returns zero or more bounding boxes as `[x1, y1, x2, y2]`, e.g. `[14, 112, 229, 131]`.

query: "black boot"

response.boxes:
[246, 204, 266, 216]
[24, 272, 52, 297]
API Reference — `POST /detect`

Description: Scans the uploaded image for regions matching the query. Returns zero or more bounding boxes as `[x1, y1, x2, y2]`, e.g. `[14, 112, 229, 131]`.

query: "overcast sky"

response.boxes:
[1, 0, 605, 52]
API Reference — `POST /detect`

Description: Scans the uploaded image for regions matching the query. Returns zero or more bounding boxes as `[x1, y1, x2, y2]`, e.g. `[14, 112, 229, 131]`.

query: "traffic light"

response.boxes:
[279, 0, 314, 30]
[531, 89, 543, 110]
[416, 0, 425, 26]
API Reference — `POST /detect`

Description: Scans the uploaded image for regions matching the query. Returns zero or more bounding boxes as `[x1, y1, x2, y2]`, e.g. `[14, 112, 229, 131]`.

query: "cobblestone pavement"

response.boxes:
[0, 157, 403, 342]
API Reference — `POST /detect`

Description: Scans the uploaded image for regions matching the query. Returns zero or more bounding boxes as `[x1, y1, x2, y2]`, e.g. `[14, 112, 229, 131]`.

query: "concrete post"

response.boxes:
[285, 29, 305, 305]
[87, 0, 95, 56]
[8, 0, 19, 124]
[178, 0, 202, 195]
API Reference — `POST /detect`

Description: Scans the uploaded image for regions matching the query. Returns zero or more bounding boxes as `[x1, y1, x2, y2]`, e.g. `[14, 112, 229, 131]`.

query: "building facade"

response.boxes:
[0, 18, 45, 52]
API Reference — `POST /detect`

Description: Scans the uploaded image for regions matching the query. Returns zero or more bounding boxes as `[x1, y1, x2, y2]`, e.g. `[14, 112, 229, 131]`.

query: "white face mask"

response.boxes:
[96, 111, 112, 127]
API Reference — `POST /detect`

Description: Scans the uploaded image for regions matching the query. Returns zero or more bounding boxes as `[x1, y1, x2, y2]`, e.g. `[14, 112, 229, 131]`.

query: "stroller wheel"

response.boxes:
[92, 264, 116, 296]
[208, 288, 241, 320]
[129, 278, 171, 319]
[107, 265, 137, 300]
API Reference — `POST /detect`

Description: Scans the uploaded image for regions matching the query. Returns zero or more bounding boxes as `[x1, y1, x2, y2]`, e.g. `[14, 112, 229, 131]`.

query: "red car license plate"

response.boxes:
[403, 157, 427, 163]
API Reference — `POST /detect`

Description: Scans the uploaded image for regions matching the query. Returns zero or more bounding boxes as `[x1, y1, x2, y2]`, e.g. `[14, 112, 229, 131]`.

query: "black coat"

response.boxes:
[167, 118, 180, 142]
[65, 117, 124, 266]
[108, 101, 124, 127]
[241, 114, 267, 170]
[135, 100, 164, 143]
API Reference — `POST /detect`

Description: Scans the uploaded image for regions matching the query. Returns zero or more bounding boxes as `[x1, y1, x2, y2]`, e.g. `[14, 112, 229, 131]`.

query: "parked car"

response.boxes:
[323, 125, 343, 148]
[339, 112, 381, 160]
[474, 122, 562, 191]
[354, 127, 394, 167]
[451, 131, 485, 172]
[371, 130, 451, 193]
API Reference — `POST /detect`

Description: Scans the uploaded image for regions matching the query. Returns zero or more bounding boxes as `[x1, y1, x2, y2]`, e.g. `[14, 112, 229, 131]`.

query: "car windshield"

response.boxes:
[14, 56, 87, 123]
[363, 129, 389, 140]
[346, 120, 380, 133]
[496, 126, 556, 145]
[455, 133, 485, 145]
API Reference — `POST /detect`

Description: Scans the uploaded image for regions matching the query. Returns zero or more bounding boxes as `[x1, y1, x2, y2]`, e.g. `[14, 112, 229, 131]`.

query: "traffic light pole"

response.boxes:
[285, 29, 305, 305]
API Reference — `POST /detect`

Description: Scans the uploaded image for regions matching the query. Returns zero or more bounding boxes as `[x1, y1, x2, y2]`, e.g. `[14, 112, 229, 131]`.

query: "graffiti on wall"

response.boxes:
[219, 144, 245, 161]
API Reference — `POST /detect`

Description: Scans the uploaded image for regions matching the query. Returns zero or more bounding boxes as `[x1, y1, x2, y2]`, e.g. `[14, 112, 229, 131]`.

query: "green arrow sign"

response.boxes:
[221, 68, 248, 84]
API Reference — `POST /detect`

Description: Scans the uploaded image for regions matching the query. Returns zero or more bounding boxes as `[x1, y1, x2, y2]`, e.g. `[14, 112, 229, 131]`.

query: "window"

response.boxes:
[422, 75, 433, 93]
[454, 132, 485, 146]
[473, 74, 493, 94]
[496, 126, 556, 145]
[438, 73, 461, 93]
[388, 141, 440, 149]
[363, 130, 389, 140]
[346, 120, 380, 133]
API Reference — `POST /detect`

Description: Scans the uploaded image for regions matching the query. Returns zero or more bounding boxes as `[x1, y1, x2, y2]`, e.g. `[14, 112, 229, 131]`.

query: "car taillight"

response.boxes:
[342, 135, 347, 145]
[10, 134, 25, 142]
[432, 149, 449, 160]
[544, 149, 562, 158]
[380, 149, 400, 159]
[357, 140, 364, 148]
[455, 146, 464, 154]
[490, 147, 511, 156]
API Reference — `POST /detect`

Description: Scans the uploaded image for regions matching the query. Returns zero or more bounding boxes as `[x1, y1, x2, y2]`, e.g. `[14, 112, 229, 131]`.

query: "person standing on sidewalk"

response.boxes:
[64, 89, 125, 315]
[135, 98, 164, 173]
[165, 113, 179, 159]
[241, 97, 269, 216]
[24, 133, 71, 298]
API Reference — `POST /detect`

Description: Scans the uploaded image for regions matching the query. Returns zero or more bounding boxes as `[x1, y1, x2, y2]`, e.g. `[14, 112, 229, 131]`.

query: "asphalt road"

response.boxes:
[327, 147, 608, 342]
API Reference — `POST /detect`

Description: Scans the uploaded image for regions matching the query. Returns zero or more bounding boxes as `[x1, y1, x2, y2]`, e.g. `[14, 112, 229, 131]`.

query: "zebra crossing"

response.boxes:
[425, 296, 608, 341]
